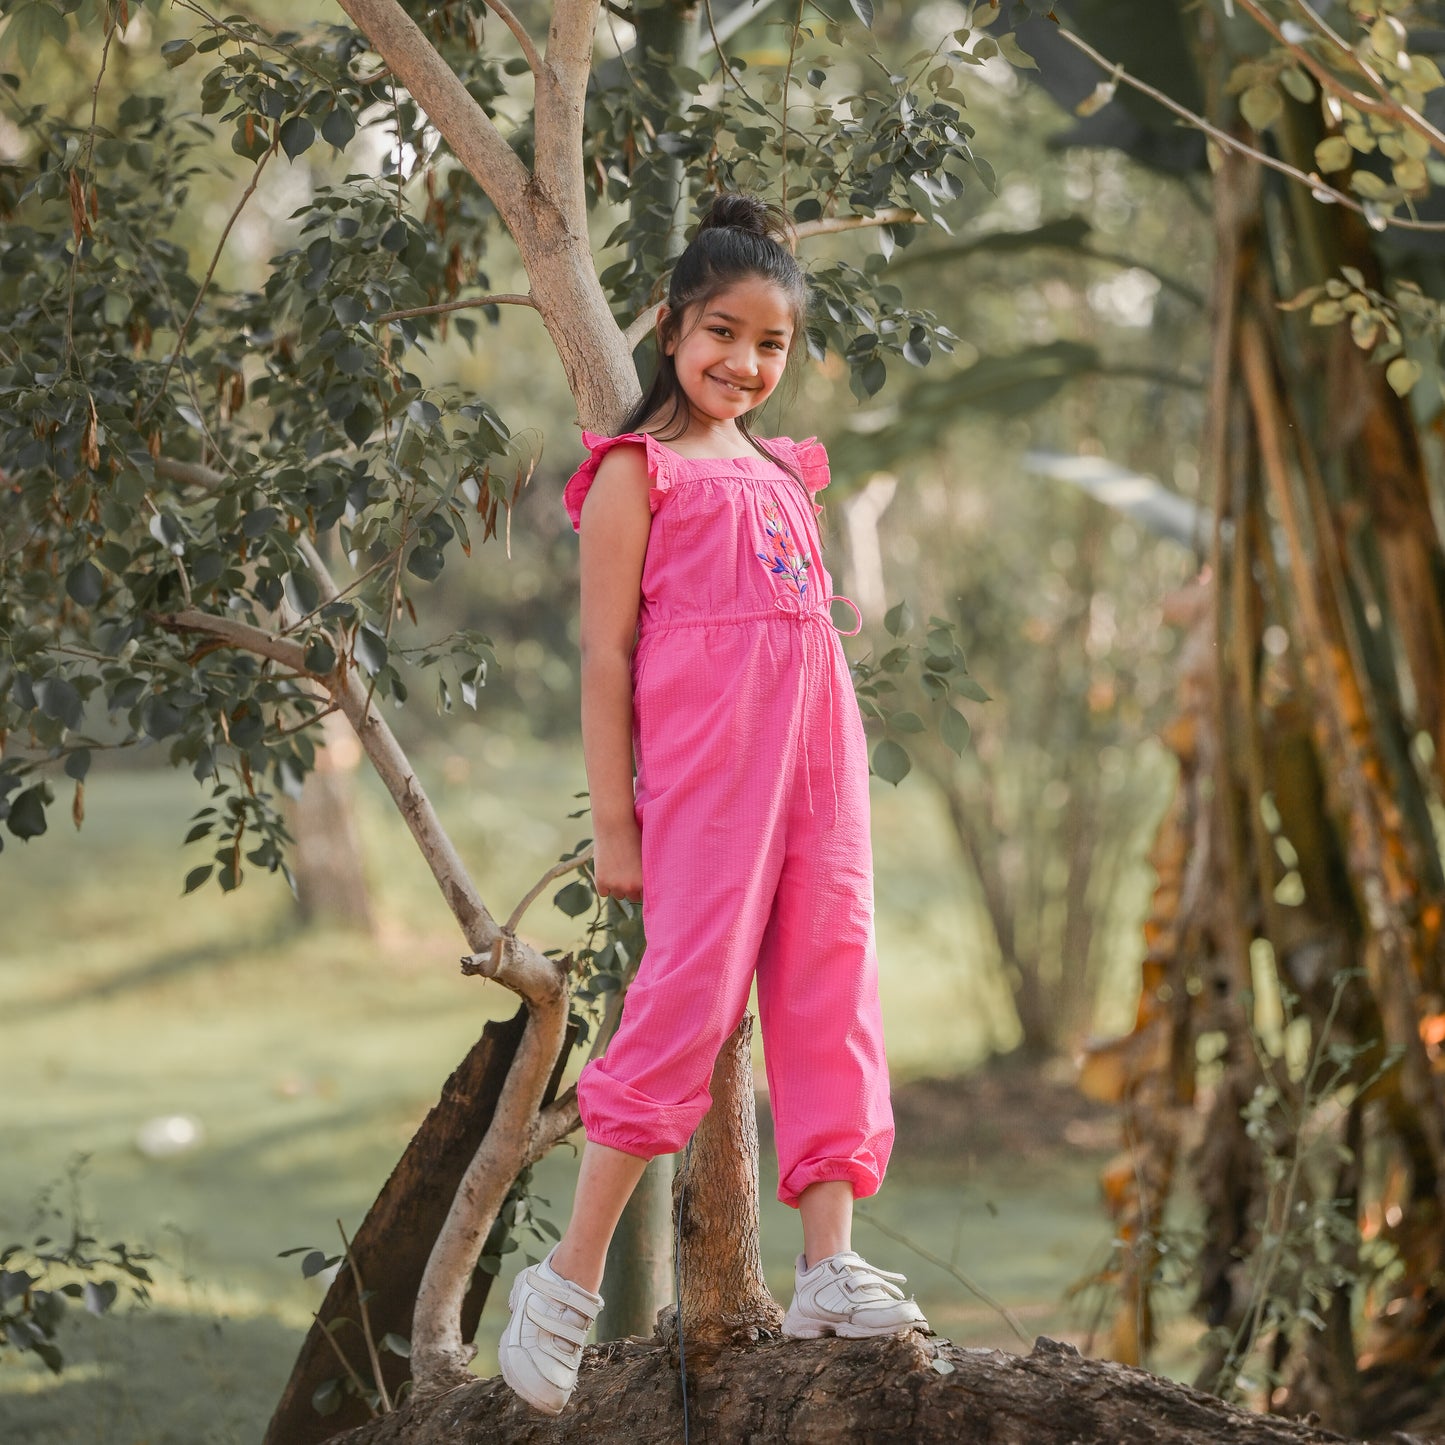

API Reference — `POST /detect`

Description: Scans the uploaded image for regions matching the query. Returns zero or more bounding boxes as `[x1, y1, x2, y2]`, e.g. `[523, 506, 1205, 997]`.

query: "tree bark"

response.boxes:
[670, 1015, 784, 1350]
[324, 1333, 1388, 1445]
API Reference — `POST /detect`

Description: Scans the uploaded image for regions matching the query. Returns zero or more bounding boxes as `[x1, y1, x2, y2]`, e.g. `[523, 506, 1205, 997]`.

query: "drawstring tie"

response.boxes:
[773, 593, 863, 822]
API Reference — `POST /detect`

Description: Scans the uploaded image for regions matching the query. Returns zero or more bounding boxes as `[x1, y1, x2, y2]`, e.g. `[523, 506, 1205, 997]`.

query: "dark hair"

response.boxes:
[618, 193, 808, 472]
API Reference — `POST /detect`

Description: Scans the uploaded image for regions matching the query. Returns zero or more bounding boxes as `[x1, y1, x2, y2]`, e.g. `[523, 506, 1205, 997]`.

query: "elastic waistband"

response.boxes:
[641, 601, 862, 636]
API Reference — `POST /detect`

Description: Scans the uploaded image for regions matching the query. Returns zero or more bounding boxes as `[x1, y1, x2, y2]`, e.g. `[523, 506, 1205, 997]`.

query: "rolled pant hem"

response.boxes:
[777, 1156, 887, 1210]
[578, 1061, 706, 1158]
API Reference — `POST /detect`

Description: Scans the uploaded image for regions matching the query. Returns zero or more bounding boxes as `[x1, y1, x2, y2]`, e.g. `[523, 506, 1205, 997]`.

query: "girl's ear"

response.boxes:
[656, 304, 674, 355]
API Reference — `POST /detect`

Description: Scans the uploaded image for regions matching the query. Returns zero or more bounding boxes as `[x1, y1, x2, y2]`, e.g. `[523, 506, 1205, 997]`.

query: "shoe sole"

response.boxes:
[782, 1308, 928, 1340]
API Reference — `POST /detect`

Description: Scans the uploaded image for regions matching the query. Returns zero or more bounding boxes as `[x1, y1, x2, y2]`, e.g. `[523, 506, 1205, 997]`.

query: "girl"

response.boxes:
[498, 193, 928, 1417]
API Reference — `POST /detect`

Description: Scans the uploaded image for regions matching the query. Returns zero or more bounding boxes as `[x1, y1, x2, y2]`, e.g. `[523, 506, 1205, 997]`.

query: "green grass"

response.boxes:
[1, 745, 1190, 1443]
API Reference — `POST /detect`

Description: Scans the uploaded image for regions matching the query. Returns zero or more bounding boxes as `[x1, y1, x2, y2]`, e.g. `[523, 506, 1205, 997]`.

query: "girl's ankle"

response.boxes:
[547, 1244, 604, 1295]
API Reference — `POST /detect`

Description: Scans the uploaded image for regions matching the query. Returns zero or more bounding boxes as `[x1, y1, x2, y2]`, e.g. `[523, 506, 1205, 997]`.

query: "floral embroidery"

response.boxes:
[757, 502, 810, 598]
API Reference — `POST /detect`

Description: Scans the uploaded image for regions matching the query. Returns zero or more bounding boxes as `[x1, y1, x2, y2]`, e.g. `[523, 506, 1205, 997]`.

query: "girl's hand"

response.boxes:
[593, 819, 644, 903]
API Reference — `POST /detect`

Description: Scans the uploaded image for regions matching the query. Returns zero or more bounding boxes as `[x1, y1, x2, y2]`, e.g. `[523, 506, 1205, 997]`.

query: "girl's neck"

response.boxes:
[641, 416, 758, 460]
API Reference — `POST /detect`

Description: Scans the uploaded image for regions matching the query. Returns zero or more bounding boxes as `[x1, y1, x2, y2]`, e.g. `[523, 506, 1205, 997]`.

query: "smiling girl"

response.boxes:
[496, 192, 928, 1417]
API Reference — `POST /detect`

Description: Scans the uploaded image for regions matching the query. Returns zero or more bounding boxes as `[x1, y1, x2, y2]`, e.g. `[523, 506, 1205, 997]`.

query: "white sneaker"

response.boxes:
[782, 1250, 929, 1339]
[497, 1248, 604, 1415]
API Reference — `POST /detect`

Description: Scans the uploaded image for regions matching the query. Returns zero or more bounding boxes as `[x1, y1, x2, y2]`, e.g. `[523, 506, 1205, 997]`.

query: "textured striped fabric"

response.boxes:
[567, 432, 894, 1208]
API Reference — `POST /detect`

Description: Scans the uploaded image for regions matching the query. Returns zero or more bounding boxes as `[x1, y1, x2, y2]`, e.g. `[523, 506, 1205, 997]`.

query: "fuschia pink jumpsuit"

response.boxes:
[564, 431, 894, 1208]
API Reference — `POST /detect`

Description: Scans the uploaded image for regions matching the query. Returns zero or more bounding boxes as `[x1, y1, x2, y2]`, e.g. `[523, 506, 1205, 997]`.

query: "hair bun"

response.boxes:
[697, 192, 796, 250]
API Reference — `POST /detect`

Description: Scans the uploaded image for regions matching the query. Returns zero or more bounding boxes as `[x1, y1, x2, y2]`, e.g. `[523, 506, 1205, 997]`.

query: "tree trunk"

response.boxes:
[324, 1333, 1383, 1445]
[669, 1015, 784, 1350]
[288, 710, 375, 931]
[263, 1008, 571, 1444]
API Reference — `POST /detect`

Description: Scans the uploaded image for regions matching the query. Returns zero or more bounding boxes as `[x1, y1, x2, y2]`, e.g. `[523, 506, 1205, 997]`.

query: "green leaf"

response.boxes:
[955, 676, 991, 703]
[940, 705, 972, 756]
[891, 711, 925, 733]
[183, 864, 213, 894]
[304, 636, 338, 674]
[554, 880, 594, 917]
[996, 32, 1037, 71]
[321, 106, 356, 149]
[354, 625, 387, 676]
[848, 0, 874, 28]
[312, 1378, 343, 1416]
[1392, 156, 1427, 192]
[279, 116, 315, 160]
[344, 403, 374, 447]
[1279, 66, 1313, 104]
[35, 676, 82, 730]
[64, 748, 91, 781]
[381, 1332, 410, 1357]
[160, 38, 195, 69]
[1239, 84, 1282, 133]
[65, 559, 103, 606]
[883, 600, 912, 637]
[140, 696, 183, 740]
[301, 1250, 331, 1279]
[6, 784, 49, 840]
[332, 295, 365, 326]
[1, 2, 69, 72]
[82, 1280, 117, 1315]
[1386, 356, 1422, 397]
[871, 739, 911, 786]
[406, 546, 444, 581]
[1314, 136, 1353, 174]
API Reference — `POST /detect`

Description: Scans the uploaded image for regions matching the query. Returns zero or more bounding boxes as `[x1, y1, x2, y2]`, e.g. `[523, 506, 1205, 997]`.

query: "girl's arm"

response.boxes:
[577, 445, 653, 902]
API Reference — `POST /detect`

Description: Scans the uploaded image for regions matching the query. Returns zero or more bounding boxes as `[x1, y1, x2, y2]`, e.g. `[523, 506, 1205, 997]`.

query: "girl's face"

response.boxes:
[663, 276, 795, 427]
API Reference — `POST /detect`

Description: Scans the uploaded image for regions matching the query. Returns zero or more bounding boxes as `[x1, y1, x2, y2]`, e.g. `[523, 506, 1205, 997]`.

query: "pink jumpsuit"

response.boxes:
[564, 431, 894, 1208]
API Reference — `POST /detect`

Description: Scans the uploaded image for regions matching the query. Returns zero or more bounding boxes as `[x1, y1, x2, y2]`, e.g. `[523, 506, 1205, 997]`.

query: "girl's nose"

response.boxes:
[725, 350, 758, 376]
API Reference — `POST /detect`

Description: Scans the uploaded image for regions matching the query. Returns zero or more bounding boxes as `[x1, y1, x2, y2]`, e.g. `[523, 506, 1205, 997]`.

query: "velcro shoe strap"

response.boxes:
[524, 1295, 590, 1350]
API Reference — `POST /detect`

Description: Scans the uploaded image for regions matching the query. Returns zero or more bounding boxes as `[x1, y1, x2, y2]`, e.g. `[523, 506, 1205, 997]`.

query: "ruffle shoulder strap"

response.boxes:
[781, 436, 831, 493]
[563, 431, 673, 532]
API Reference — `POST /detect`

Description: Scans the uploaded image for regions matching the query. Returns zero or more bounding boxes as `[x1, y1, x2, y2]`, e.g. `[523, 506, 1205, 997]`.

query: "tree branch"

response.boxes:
[153, 607, 310, 672]
[535, 0, 603, 237]
[483, 0, 543, 78]
[527, 1086, 582, 1166]
[1056, 25, 1445, 234]
[153, 590, 575, 1392]
[505, 844, 594, 934]
[373, 292, 536, 324]
[625, 301, 663, 352]
[794, 207, 921, 239]
[1236, 0, 1445, 158]
[334, 0, 533, 229]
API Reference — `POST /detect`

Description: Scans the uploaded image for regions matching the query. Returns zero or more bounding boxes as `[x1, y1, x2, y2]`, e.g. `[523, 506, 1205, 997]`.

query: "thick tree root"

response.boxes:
[326, 1331, 1421, 1445]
